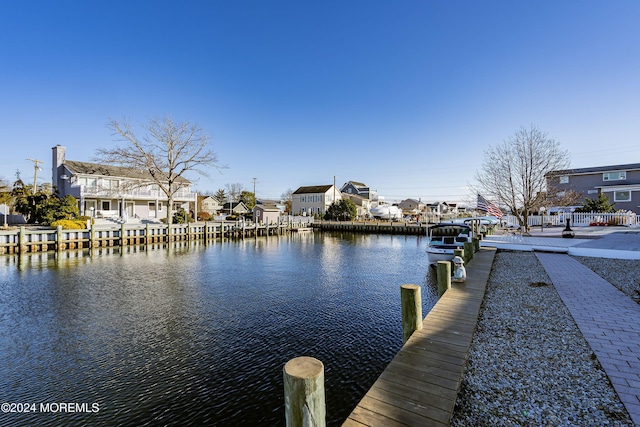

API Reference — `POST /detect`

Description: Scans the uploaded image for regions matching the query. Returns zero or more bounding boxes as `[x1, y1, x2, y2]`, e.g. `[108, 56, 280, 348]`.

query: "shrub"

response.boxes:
[197, 211, 211, 221]
[51, 219, 87, 230]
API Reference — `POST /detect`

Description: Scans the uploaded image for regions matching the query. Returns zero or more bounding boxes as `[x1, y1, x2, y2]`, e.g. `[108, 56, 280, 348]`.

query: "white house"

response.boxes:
[52, 145, 197, 222]
[292, 185, 341, 216]
[199, 196, 223, 216]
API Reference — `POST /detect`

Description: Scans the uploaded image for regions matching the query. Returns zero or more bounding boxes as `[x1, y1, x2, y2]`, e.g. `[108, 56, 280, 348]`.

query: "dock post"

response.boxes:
[401, 284, 423, 343]
[463, 241, 474, 263]
[120, 222, 127, 247]
[436, 261, 451, 297]
[18, 226, 28, 254]
[283, 356, 325, 427]
[56, 225, 64, 252]
[454, 247, 464, 259]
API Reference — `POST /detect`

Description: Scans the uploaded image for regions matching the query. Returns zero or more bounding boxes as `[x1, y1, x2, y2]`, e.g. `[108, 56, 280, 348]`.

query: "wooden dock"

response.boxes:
[0, 221, 312, 254]
[343, 248, 496, 427]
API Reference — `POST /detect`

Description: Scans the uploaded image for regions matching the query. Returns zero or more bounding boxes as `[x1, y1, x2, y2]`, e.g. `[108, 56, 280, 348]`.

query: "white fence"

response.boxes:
[505, 211, 640, 228]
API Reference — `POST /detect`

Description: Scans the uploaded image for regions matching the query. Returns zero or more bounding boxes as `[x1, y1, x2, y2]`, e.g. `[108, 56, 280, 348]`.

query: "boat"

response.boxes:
[425, 223, 473, 265]
[370, 204, 403, 221]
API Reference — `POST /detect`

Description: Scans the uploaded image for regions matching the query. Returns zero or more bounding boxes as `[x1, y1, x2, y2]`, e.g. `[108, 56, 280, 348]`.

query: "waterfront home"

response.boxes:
[341, 193, 373, 219]
[292, 185, 341, 216]
[398, 198, 425, 216]
[253, 203, 281, 224]
[546, 163, 640, 214]
[52, 145, 196, 222]
[339, 180, 378, 201]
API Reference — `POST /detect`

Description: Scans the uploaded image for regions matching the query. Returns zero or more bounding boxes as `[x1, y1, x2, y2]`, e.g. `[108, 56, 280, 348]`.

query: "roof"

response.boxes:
[254, 203, 280, 211]
[64, 160, 190, 183]
[547, 163, 640, 176]
[293, 185, 334, 194]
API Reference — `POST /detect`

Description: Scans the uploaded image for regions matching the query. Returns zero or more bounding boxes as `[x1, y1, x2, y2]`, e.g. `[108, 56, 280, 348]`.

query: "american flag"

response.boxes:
[477, 194, 503, 219]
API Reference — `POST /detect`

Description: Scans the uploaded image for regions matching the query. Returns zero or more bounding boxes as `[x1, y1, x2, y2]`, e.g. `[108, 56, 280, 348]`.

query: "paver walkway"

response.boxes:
[536, 252, 640, 425]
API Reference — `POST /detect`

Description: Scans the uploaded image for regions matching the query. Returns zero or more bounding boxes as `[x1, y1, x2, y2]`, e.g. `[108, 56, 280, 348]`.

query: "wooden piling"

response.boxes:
[401, 284, 423, 343]
[283, 356, 325, 427]
[56, 226, 64, 252]
[19, 226, 27, 254]
[464, 241, 474, 263]
[454, 247, 464, 259]
[436, 260, 451, 297]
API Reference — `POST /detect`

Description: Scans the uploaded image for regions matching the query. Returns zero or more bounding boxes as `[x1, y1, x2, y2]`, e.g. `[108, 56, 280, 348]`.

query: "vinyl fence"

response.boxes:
[505, 211, 640, 228]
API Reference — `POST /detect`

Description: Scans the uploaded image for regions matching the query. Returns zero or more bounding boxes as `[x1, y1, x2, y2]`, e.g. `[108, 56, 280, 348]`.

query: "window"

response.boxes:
[603, 171, 626, 181]
[104, 179, 120, 190]
[559, 175, 569, 184]
[101, 201, 111, 210]
[614, 191, 631, 202]
[80, 177, 97, 187]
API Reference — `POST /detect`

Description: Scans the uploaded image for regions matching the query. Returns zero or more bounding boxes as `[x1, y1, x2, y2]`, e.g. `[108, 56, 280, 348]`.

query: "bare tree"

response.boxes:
[225, 183, 244, 202]
[475, 125, 570, 230]
[96, 116, 223, 224]
[281, 188, 293, 214]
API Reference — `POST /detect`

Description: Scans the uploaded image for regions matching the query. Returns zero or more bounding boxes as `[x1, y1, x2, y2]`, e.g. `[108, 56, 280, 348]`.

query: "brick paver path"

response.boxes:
[536, 252, 640, 425]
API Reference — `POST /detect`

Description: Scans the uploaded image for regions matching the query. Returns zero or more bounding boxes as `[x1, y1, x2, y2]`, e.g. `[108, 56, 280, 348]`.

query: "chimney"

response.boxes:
[52, 145, 66, 190]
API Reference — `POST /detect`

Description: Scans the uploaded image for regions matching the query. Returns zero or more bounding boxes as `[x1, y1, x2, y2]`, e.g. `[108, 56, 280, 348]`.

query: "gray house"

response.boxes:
[340, 181, 377, 201]
[546, 163, 640, 213]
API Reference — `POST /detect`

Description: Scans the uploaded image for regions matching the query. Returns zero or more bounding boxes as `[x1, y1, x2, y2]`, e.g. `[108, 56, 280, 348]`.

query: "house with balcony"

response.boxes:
[292, 185, 341, 216]
[52, 145, 197, 222]
[546, 163, 640, 214]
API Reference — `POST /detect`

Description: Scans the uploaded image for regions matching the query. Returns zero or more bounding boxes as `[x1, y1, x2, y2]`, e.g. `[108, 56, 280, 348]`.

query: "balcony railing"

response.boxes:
[75, 185, 196, 201]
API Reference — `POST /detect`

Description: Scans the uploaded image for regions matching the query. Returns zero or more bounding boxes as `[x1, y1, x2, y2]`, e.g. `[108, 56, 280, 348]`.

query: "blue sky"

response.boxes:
[1, 1, 639, 205]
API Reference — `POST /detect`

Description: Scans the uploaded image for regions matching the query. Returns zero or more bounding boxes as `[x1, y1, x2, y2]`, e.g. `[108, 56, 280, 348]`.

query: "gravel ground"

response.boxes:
[450, 251, 635, 427]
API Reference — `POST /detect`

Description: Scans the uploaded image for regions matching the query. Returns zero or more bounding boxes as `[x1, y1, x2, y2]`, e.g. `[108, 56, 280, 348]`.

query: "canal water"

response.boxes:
[0, 232, 438, 426]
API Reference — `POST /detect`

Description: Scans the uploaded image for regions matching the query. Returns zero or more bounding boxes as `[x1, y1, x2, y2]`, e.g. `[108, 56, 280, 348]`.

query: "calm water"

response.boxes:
[0, 232, 437, 426]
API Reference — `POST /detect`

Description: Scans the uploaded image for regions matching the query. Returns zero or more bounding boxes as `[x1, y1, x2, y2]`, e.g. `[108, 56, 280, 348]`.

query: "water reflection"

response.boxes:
[0, 233, 437, 426]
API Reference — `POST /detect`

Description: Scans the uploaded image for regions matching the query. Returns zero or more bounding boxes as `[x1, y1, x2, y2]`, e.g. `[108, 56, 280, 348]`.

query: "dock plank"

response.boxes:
[342, 248, 496, 426]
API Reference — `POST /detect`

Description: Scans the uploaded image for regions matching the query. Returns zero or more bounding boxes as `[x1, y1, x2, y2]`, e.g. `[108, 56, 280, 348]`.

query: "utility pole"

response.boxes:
[252, 177, 258, 199]
[27, 158, 44, 195]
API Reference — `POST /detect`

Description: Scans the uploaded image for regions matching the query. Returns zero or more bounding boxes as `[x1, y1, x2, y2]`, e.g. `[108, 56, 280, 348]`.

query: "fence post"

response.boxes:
[283, 356, 325, 427]
[401, 284, 423, 343]
[436, 261, 451, 297]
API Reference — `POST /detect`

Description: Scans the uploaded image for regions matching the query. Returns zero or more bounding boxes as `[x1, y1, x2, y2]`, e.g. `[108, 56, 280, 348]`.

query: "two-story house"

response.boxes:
[52, 145, 197, 221]
[292, 185, 341, 216]
[398, 198, 425, 215]
[199, 196, 223, 216]
[546, 163, 640, 213]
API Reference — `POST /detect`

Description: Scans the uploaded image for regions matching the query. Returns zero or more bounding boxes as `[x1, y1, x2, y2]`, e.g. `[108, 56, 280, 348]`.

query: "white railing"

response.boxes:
[505, 211, 639, 228]
[77, 186, 196, 201]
